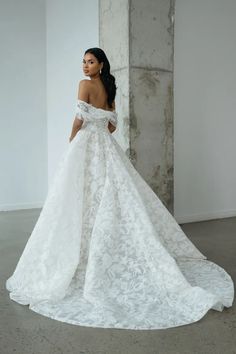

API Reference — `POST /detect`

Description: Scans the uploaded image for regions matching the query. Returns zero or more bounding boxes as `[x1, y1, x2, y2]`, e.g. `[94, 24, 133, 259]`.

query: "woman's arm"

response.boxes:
[69, 118, 83, 142]
[108, 100, 117, 133]
[69, 81, 90, 142]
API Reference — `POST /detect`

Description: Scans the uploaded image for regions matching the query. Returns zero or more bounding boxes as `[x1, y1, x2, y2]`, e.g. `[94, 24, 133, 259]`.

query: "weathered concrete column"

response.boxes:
[99, 0, 175, 213]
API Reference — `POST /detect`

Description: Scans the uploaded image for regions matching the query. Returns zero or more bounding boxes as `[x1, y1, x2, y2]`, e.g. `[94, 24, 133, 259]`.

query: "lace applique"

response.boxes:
[75, 101, 90, 121]
[77, 100, 89, 112]
[75, 99, 118, 126]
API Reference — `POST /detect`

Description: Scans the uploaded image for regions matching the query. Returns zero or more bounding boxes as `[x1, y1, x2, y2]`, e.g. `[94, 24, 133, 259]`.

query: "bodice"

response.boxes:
[75, 99, 118, 132]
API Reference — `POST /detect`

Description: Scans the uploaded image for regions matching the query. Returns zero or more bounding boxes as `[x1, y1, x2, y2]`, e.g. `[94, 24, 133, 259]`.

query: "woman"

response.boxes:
[69, 48, 117, 142]
[6, 47, 234, 330]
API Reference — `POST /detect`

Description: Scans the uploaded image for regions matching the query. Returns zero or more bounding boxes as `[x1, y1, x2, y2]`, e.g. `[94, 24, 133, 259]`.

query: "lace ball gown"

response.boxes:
[5, 99, 234, 330]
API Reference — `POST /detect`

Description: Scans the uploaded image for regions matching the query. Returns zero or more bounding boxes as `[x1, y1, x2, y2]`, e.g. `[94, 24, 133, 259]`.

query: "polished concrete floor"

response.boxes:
[0, 209, 235, 354]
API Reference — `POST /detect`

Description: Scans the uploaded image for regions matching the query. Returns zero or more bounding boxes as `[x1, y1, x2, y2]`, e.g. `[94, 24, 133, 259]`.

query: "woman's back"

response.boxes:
[80, 79, 115, 112]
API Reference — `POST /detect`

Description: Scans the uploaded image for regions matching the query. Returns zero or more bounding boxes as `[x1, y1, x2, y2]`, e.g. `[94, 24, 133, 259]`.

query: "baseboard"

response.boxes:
[1, 203, 236, 225]
[0, 202, 44, 212]
[175, 209, 236, 224]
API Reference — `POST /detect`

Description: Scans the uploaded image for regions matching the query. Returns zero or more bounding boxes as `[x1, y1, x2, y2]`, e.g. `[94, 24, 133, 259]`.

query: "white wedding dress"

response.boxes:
[6, 100, 234, 330]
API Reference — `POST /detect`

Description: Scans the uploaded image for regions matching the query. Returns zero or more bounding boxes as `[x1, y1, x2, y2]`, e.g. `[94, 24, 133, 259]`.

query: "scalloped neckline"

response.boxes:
[78, 99, 116, 115]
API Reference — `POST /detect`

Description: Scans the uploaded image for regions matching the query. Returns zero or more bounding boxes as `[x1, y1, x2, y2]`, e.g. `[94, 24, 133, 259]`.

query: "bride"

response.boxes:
[6, 47, 234, 330]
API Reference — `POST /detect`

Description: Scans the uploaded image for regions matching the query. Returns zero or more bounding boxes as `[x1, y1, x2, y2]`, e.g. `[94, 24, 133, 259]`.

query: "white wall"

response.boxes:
[174, 0, 236, 222]
[0, 0, 98, 210]
[0, 0, 47, 210]
[46, 0, 99, 185]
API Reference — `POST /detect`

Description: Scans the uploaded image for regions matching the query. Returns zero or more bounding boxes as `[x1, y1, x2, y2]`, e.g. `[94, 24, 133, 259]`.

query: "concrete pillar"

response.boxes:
[99, 0, 175, 212]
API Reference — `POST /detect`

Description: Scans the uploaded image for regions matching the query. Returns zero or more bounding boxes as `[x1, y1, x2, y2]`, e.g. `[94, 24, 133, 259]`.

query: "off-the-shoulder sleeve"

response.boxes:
[109, 112, 118, 127]
[75, 100, 90, 121]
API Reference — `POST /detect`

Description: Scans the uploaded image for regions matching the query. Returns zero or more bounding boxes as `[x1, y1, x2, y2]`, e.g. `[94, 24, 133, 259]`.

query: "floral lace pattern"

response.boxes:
[6, 100, 234, 329]
[75, 99, 118, 127]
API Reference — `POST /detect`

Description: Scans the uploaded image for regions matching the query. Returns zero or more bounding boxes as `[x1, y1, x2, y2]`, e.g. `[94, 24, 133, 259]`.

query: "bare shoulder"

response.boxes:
[79, 79, 91, 86]
[78, 79, 92, 90]
[77, 79, 91, 101]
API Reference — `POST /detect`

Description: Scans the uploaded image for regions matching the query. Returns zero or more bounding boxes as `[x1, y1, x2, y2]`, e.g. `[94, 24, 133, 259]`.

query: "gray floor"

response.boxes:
[0, 209, 235, 354]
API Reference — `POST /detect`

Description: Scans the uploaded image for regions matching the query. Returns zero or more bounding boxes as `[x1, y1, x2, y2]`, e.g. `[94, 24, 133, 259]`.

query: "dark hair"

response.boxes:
[84, 47, 117, 108]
